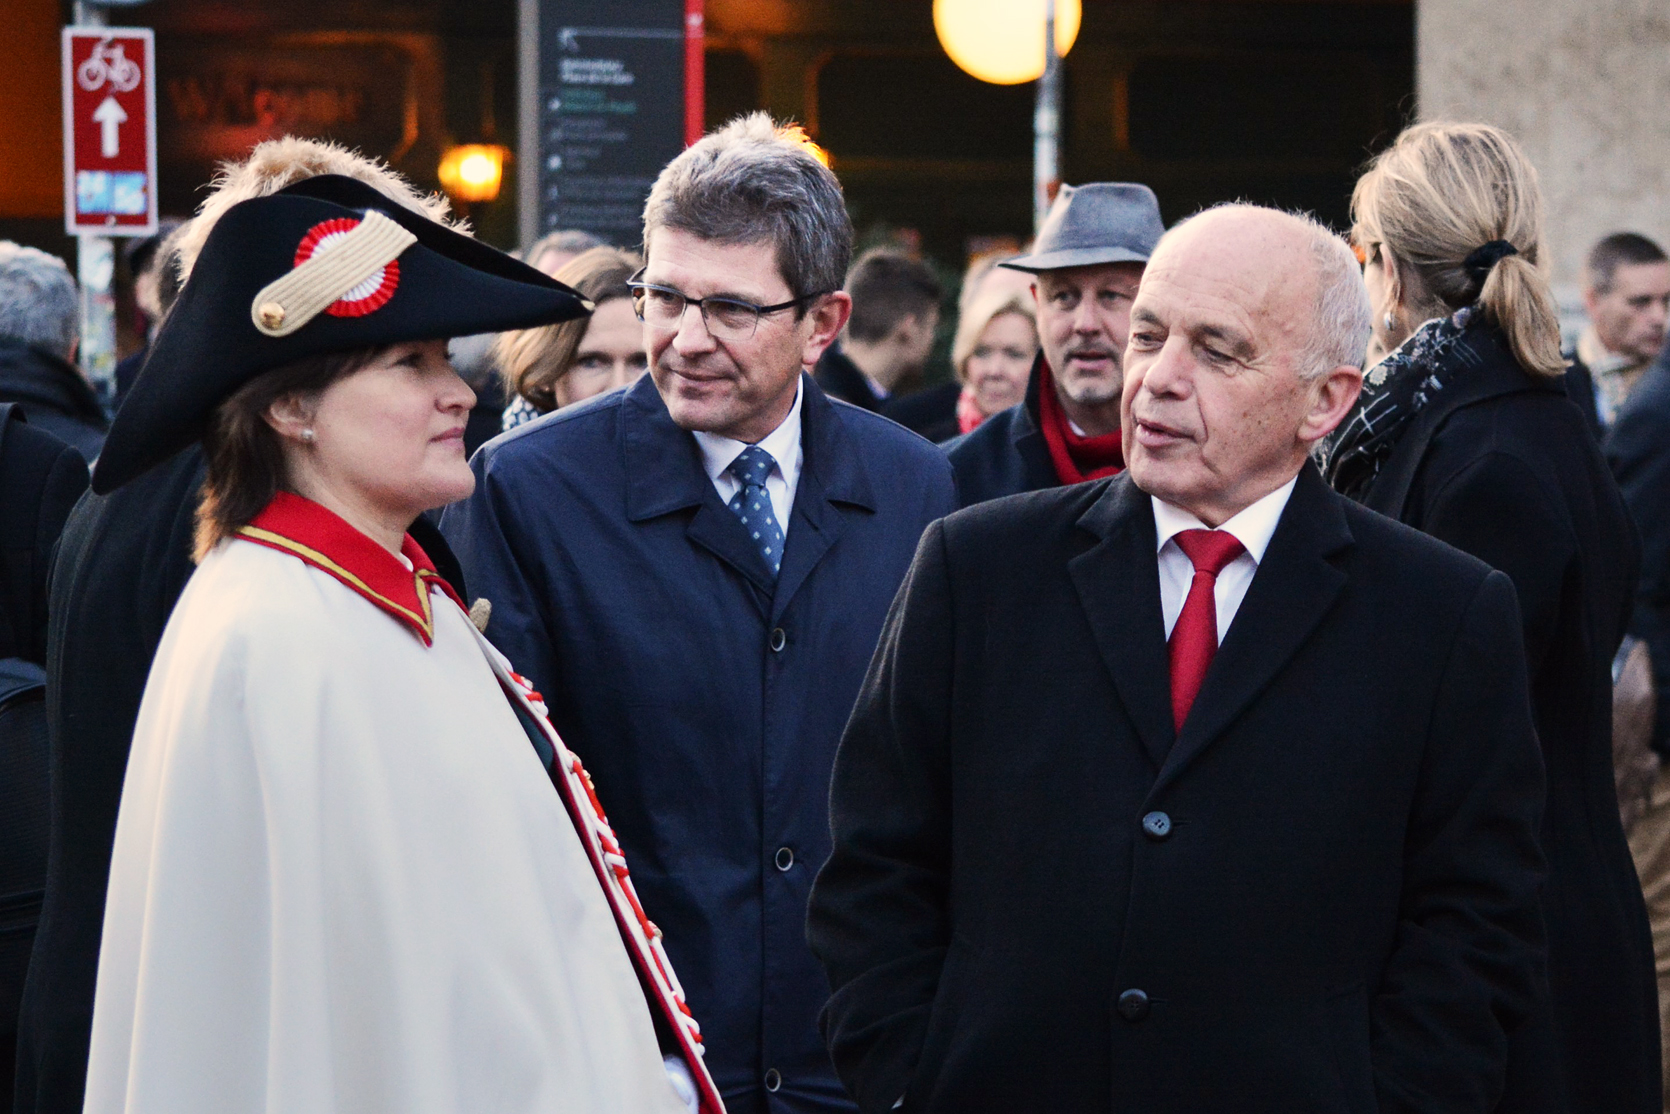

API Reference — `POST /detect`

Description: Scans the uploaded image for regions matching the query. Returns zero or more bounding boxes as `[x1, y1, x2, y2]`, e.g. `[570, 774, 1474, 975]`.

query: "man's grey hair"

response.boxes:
[0, 242, 79, 359]
[643, 112, 852, 301]
[527, 228, 606, 261]
[1167, 203, 1373, 380]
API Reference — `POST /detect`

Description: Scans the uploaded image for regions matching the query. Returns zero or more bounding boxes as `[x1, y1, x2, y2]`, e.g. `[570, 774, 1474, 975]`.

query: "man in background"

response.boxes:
[1569, 232, 1670, 435]
[1604, 256, 1670, 1094]
[814, 248, 941, 413]
[945, 182, 1164, 507]
[526, 227, 607, 277]
[112, 219, 184, 406]
[0, 245, 106, 462]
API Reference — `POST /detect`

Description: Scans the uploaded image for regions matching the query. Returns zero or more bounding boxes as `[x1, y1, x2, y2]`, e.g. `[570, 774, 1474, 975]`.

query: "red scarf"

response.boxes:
[1036, 360, 1124, 484]
[956, 386, 986, 435]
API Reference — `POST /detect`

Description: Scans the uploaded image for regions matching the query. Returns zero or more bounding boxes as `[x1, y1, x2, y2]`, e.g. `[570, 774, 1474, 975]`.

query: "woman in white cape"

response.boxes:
[80, 174, 720, 1114]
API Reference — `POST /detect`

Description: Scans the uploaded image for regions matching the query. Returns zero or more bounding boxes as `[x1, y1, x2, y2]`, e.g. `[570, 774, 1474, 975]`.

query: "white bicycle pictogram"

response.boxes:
[77, 41, 141, 94]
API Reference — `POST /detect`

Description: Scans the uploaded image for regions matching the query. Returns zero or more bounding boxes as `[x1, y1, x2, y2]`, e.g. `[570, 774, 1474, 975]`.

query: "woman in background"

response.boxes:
[1322, 120, 1655, 1114]
[949, 286, 1038, 438]
[501, 246, 646, 431]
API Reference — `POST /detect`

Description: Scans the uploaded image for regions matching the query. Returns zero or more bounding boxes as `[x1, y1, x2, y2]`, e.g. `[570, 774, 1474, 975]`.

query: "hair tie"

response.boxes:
[1464, 240, 1518, 286]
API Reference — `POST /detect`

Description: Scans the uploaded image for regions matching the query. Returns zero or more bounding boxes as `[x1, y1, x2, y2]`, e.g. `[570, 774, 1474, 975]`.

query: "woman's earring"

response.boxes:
[1382, 312, 1395, 332]
[301, 428, 315, 443]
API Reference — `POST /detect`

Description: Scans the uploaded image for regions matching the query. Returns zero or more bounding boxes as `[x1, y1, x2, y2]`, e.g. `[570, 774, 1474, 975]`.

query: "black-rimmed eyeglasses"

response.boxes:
[626, 270, 830, 340]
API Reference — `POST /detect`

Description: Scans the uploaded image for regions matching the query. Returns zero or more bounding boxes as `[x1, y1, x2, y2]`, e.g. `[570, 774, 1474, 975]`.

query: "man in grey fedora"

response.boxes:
[945, 182, 1165, 507]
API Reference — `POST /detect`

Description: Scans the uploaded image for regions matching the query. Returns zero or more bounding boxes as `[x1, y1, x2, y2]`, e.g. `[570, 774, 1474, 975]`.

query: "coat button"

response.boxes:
[769, 627, 787, 652]
[1117, 988, 1151, 1022]
[1141, 811, 1172, 840]
[774, 846, 795, 871]
[764, 1067, 782, 1092]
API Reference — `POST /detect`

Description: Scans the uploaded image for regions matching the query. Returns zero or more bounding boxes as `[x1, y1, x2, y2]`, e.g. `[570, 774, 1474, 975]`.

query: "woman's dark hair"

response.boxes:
[193, 346, 380, 560]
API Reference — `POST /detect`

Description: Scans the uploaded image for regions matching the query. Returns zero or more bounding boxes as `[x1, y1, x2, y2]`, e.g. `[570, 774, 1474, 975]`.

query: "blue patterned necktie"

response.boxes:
[726, 444, 784, 578]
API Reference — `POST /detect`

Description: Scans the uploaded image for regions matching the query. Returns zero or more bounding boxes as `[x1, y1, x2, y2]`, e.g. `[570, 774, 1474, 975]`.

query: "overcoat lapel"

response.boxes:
[772, 377, 877, 623]
[1153, 464, 1352, 794]
[1013, 357, 1057, 491]
[620, 376, 775, 611]
[1069, 475, 1175, 769]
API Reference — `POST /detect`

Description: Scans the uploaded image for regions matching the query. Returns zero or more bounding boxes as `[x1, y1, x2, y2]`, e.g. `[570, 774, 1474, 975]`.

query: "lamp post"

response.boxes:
[933, 0, 1081, 233]
[1035, 0, 1060, 231]
[73, 1, 115, 405]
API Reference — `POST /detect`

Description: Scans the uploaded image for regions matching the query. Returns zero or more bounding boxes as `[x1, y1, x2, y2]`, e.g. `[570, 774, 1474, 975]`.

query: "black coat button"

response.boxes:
[1141, 811, 1172, 840]
[775, 846, 795, 871]
[769, 627, 787, 652]
[1117, 988, 1151, 1022]
[764, 1067, 782, 1091]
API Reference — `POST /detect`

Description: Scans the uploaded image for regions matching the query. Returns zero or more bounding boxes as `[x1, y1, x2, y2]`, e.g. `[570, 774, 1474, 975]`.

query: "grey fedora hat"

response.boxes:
[1000, 182, 1165, 273]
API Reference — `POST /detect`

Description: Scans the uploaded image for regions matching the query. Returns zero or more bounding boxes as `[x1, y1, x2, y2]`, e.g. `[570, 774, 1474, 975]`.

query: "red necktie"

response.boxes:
[1168, 529, 1247, 731]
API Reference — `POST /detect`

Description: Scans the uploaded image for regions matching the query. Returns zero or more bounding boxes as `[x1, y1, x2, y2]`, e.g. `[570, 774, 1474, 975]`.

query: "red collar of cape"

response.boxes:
[236, 491, 465, 646]
[1034, 358, 1125, 485]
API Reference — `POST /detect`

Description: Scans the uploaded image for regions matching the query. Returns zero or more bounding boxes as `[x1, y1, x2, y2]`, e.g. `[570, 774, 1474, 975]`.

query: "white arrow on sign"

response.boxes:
[92, 95, 127, 158]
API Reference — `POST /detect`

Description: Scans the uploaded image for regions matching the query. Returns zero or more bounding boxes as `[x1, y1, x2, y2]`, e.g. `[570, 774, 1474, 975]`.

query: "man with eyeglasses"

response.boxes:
[442, 113, 955, 1114]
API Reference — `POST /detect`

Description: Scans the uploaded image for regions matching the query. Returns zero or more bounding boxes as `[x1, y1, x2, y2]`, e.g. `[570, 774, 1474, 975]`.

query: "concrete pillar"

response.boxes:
[1418, 0, 1670, 310]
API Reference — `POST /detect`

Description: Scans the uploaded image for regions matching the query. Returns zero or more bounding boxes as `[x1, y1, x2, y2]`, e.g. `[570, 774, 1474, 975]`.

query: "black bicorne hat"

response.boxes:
[92, 175, 592, 493]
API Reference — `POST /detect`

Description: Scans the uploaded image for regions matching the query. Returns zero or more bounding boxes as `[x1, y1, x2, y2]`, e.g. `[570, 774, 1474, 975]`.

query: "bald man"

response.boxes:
[808, 205, 1545, 1113]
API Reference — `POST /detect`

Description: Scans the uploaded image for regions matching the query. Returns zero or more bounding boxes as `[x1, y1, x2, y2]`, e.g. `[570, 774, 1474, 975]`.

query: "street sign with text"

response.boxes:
[62, 27, 158, 236]
[521, 0, 703, 247]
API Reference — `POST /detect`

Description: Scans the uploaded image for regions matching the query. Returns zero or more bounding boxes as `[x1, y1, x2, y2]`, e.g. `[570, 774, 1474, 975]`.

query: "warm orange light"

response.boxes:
[780, 124, 832, 168]
[438, 144, 509, 203]
[934, 0, 1082, 85]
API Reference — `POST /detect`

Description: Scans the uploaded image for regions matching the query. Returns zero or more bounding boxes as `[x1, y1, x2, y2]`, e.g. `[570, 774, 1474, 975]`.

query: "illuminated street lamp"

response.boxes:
[438, 144, 511, 204]
[934, 0, 1082, 229]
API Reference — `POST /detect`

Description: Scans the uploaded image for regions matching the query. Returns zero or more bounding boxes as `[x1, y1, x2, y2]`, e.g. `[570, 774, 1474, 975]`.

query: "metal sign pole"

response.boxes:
[72, 0, 117, 409]
[1034, 0, 1061, 232]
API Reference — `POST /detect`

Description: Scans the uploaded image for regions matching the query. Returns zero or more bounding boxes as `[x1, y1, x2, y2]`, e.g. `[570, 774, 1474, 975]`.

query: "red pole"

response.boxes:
[683, 0, 704, 146]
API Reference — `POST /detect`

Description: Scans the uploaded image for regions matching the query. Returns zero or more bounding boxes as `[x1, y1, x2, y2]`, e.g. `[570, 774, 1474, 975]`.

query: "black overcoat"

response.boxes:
[1358, 332, 1660, 1114]
[1605, 357, 1670, 753]
[0, 410, 87, 665]
[11, 448, 202, 1114]
[941, 355, 1057, 507]
[807, 465, 1547, 1114]
[813, 345, 885, 412]
[441, 374, 955, 1114]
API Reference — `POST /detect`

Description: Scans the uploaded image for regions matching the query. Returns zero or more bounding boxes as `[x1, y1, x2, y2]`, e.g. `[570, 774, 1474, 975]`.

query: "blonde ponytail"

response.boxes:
[1477, 251, 1565, 377]
[1352, 121, 1565, 379]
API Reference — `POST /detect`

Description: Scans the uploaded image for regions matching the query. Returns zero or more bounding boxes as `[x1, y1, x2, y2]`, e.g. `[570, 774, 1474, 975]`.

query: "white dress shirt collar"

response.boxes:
[1152, 475, 1297, 564]
[690, 380, 805, 534]
[1151, 474, 1299, 643]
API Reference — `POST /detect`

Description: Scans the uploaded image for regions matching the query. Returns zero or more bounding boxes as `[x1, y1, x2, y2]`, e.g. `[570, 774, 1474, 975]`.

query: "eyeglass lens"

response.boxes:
[634, 287, 763, 339]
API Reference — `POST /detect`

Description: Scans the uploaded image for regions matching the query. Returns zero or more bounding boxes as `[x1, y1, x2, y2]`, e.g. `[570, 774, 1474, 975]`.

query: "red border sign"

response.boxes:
[62, 27, 158, 236]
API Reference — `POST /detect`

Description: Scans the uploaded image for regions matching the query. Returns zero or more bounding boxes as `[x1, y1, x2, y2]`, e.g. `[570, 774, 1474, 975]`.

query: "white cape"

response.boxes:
[83, 540, 687, 1114]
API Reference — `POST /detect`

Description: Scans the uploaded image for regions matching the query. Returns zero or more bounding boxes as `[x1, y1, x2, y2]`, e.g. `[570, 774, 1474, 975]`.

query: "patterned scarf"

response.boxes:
[1318, 306, 1482, 501]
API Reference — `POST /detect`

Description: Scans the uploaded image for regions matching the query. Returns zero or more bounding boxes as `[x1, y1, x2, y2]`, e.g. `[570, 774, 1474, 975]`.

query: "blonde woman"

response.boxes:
[500, 246, 646, 430]
[1320, 122, 1654, 1114]
[949, 287, 1037, 436]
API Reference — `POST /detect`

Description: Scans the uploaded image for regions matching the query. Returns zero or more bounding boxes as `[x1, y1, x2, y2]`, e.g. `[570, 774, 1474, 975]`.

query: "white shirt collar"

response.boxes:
[691, 379, 804, 487]
[1151, 474, 1299, 565]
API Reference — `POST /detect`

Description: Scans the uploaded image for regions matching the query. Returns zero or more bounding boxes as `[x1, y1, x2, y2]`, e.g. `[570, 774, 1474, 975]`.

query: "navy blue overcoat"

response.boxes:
[440, 373, 956, 1113]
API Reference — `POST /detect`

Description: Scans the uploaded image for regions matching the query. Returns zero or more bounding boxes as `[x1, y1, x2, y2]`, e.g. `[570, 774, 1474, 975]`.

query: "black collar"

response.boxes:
[1363, 326, 1560, 516]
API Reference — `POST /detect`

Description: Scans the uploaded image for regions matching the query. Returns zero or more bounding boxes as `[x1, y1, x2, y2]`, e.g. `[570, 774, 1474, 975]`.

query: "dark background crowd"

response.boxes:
[4, 110, 1670, 1114]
